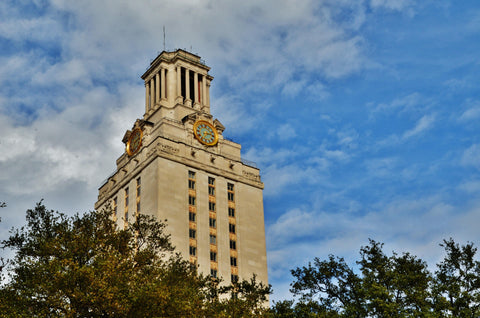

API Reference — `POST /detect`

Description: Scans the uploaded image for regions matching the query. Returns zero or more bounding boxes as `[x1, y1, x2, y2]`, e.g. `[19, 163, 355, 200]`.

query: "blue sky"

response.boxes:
[1, 0, 480, 302]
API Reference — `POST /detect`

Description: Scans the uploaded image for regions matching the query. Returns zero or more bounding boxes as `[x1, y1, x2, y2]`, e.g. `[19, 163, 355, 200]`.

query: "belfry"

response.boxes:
[95, 49, 268, 286]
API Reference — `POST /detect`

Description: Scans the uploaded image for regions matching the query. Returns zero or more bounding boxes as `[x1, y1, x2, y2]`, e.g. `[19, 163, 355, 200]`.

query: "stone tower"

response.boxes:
[95, 49, 268, 286]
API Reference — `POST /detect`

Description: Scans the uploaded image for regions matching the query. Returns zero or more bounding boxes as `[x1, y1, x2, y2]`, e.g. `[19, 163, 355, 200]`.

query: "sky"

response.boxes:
[1, 0, 480, 302]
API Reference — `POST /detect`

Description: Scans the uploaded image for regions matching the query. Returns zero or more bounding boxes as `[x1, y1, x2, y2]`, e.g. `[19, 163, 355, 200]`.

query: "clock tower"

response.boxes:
[95, 49, 268, 287]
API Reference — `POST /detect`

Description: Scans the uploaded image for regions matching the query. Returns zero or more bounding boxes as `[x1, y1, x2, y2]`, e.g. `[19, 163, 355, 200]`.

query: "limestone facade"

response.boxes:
[95, 49, 268, 287]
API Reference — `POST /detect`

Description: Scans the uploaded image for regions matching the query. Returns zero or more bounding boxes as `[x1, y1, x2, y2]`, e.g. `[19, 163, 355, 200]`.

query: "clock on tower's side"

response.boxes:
[126, 128, 143, 156]
[95, 49, 268, 302]
[193, 120, 218, 146]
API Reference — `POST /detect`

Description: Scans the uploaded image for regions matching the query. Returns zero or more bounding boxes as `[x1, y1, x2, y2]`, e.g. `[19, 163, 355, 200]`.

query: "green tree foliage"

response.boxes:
[433, 238, 480, 317]
[271, 239, 480, 318]
[0, 202, 271, 317]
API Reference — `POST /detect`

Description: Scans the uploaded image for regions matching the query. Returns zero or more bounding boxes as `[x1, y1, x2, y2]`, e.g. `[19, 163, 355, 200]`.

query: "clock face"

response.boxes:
[193, 120, 218, 146]
[126, 128, 143, 156]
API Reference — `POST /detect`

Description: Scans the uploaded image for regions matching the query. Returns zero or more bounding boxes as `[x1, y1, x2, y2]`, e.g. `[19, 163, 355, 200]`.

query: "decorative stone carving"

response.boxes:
[242, 171, 261, 182]
[158, 142, 180, 154]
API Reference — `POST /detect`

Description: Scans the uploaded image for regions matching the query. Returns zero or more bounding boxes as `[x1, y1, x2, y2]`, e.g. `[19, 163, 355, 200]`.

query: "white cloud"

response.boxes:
[373, 92, 423, 114]
[370, 0, 415, 13]
[459, 102, 480, 122]
[276, 124, 297, 141]
[263, 163, 321, 197]
[459, 179, 480, 193]
[402, 114, 435, 139]
[461, 144, 480, 170]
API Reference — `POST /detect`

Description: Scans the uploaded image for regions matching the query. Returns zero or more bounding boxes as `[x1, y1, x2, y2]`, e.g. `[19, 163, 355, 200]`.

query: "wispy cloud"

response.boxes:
[461, 144, 480, 170]
[372, 92, 423, 114]
[459, 102, 480, 122]
[402, 114, 435, 139]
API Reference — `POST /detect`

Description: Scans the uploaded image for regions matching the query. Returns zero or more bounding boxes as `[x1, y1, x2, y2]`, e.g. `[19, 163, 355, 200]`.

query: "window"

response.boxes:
[136, 177, 141, 196]
[189, 229, 196, 239]
[136, 178, 141, 214]
[208, 177, 215, 195]
[208, 177, 215, 185]
[124, 188, 129, 223]
[228, 207, 235, 217]
[189, 246, 196, 256]
[227, 183, 235, 201]
[230, 240, 236, 250]
[231, 274, 238, 283]
[229, 223, 235, 234]
[125, 188, 129, 207]
[189, 212, 196, 222]
[113, 197, 117, 217]
[188, 171, 196, 190]
[209, 202, 216, 212]
[230, 257, 237, 267]
[209, 218, 216, 228]
[208, 186, 215, 195]
[189, 196, 196, 205]
[210, 234, 216, 245]
[210, 269, 217, 278]
[210, 251, 217, 262]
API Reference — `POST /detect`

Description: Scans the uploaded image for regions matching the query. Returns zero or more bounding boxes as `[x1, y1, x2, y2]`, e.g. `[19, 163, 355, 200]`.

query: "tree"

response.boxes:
[433, 238, 480, 317]
[0, 202, 271, 317]
[275, 239, 480, 317]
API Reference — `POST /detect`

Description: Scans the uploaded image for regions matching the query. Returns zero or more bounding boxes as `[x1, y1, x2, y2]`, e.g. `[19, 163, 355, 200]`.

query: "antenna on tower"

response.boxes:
[163, 26, 166, 51]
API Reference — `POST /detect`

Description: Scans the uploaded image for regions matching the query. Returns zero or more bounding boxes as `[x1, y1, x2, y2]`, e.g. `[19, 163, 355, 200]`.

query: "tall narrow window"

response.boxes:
[181, 67, 186, 101]
[210, 251, 217, 262]
[209, 218, 216, 228]
[227, 183, 235, 201]
[229, 223, 235, 234]
[210, 269, 217, 278]
[230, 240, 236, 250]
[209, 202, 216, 212]
[228, 207, 235, 217]
[188, 170, 197, 264]
[230, 257, 237, 267]
[210, 234, 216, 245]
[124, 187, 129, 222]
[189, 70, 195, 104]
[208, 177, 215, 195]
[136, 177, 141, 215]
[113, 197, 117, 218]
[188, 171, 196, 189]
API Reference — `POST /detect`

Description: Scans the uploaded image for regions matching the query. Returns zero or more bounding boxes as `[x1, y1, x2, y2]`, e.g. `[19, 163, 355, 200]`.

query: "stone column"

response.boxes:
[185, 69, 191, 107]
[193, 72, 199, 109]
[176, 66, 182, 104]
[202, 79, 211, 113]
[161, 68, 166, 101]
[145, 82, 149, 113]
[206, 79, 211, 108]
[155, 73, 160, 105]
[202, 75, 207, 106]
[150, 79, 155, 110]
